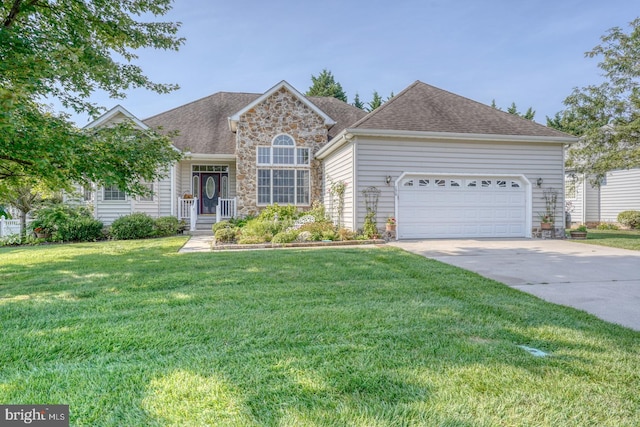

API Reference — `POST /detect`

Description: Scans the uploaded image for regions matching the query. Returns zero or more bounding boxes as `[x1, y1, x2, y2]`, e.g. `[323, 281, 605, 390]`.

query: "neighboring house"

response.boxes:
[566, 169, 640, 226]
[85, 80, 576, 238]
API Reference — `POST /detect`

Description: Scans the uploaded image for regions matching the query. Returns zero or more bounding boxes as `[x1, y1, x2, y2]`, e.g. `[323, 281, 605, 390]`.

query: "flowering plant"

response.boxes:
[386, 216, 396, 225]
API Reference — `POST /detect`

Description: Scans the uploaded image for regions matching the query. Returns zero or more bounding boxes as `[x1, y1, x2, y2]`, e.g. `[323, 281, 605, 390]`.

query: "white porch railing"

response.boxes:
[178, 197, 236, 230]
[178, 198, 196, 221]
[216, 198, 237, 223]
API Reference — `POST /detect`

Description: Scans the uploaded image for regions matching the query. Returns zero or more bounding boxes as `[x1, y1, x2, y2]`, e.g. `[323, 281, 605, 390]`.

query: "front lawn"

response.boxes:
[1, 238, 638, 426]
[571, 229, 640, 251]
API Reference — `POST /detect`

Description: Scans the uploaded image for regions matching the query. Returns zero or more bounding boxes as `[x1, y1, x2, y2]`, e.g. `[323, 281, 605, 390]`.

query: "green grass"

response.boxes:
[572, 229, 640, 251]
[1, 238, 639, 426]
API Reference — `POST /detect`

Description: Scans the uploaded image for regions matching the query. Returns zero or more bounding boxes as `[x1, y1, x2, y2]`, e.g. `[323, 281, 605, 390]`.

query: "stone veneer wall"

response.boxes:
[235, 87, 328, 217]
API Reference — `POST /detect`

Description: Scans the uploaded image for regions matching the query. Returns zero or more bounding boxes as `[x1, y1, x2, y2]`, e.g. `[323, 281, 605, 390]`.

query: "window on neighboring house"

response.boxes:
[256, 134, 311, 205]
[138, 182, 154, 202]
[103, 185, 126, 201]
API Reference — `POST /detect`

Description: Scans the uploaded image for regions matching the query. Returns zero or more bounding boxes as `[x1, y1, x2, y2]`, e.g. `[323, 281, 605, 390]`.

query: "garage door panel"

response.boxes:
[398, 174, 527, 238]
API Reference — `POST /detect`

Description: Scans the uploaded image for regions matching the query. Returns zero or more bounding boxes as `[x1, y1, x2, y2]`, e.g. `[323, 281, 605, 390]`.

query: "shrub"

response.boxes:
[57, 217, 104, 242]
[258, 204, 300, 221]
[298, 221, 338, 241]
[110, 213, 156, 240]
[213, 220, 233, 233]
[31, 204, 103, 242]
[596, 222, 620, 230]
[337, 228, 356, 241]
[617, 211, 640, 229]
[362, 212, 378, 239]
[229, 215, 256, 228]
[214, 226, 238, 243]
[236, 235, 265, 245]
[154, 216, 180, 237]
[271, 229, 300, 244]
[240, 217, 293, 243]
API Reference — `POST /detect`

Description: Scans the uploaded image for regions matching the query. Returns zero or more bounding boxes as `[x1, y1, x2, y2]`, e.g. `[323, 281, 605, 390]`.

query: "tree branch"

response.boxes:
[2, 0, 39, 28]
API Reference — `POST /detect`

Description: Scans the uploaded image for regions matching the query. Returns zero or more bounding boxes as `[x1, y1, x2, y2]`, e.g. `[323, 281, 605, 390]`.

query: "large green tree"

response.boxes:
[306, 69, 347, 102]
[0, 0, 184, 195]
[552, 18, 640, 182]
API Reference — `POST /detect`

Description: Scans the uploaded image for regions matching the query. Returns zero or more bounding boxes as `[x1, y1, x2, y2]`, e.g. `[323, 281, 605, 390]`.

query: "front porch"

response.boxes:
[178, 197, 237, 231]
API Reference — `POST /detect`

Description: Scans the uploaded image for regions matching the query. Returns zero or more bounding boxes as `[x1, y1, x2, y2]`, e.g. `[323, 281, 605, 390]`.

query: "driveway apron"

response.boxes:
[389, 239, 640, 331]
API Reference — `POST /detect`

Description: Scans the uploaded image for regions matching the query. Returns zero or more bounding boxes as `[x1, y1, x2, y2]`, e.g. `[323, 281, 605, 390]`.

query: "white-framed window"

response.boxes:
[256, 134, 310, 167]
[103, 185, 126, 201]
[256, 134, 310, 205]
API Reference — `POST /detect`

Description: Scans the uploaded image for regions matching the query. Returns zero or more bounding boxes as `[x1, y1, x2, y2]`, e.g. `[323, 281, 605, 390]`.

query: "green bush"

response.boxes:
[214, 226, 238, 243]
[617, 210, 640, 229]
[31, 203, 103, 242]
[229, 215, 255, 228]
[213, 220, 233, 233]
[57, 216, 104, 242]
[154, 216, 180, 237]
[596, 222, 620, 230]
[271, 229, 300, 244]
[236, 235, 265, 245]
[110, 213, 156, 240]
[298, 221, 338, 241]
[258, 204, 300, 221]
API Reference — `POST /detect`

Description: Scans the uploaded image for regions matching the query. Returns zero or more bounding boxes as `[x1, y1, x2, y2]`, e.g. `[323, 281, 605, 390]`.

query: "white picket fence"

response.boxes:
[0, 218, 31, 237]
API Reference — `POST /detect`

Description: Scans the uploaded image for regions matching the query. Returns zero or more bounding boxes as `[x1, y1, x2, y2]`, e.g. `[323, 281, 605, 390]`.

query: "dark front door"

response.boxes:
[200, 173, 220, 214]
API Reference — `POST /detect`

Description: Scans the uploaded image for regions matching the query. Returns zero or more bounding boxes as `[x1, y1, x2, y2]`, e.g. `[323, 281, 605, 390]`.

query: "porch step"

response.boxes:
[195, 215, 216, 231]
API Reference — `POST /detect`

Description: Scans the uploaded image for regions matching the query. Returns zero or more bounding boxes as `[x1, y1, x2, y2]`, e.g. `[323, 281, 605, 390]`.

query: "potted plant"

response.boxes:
[569, 224, 588, 239]
[538, 214, 553, 230]
[385, 216, 396, 232]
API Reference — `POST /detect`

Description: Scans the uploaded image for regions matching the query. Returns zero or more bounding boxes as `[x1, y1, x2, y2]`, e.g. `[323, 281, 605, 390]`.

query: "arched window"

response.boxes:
[257, 134, 310, 205]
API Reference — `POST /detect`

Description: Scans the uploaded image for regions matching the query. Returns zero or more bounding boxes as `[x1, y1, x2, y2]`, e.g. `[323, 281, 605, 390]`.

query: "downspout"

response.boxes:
[170, 164, 176, 217]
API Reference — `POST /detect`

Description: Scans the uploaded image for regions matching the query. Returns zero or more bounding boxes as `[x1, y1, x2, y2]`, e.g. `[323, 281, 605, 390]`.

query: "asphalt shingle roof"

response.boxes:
[143, 91, 367, 154]
[350, 81, 570, 138]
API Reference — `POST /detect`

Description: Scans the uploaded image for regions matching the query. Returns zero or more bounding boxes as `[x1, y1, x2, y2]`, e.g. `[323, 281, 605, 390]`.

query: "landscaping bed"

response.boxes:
[212, 238, 386, 250]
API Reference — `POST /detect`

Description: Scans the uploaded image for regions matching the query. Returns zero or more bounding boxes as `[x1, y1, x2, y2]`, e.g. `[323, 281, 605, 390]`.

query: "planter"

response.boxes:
[35, 231, 50, 239]
[540, 222, 553, 230]
[570, 231, 587, 240]
[385, 224, 396, 232]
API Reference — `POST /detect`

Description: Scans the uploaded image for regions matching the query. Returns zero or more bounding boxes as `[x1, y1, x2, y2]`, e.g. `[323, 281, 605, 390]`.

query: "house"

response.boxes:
[566, 169, 640, 226]
[85, 80, 576, 239]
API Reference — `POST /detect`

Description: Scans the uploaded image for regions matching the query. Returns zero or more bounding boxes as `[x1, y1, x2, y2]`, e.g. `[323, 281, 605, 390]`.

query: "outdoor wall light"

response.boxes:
[536, 177, 543, 187]
[385, 175, 392, 185]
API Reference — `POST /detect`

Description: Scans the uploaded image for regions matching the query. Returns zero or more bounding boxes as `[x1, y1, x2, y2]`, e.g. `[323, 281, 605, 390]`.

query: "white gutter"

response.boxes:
[316, 128, 578, 160]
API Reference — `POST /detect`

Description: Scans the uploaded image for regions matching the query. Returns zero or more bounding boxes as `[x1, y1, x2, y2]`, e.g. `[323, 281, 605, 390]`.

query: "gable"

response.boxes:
[84, 105, 149, 130]
[228, 81, 335, 132]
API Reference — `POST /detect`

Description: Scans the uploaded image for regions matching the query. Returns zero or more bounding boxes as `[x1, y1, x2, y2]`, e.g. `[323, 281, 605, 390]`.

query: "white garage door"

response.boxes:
[397, 175, 527, 239]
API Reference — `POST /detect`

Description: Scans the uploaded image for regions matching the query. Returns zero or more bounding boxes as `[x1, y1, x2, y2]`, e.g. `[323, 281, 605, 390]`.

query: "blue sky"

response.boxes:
[67, 0, 636, 126]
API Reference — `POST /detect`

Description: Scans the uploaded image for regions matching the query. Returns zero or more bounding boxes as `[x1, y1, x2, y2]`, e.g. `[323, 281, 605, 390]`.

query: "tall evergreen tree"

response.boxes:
[367, 91, 383, 112]
[306, 69, 347, 102]
[352, 92, 365, 110]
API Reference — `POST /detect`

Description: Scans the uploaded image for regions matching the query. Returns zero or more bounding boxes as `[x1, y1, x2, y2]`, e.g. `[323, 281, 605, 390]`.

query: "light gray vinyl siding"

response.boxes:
[600, 169, 640, 222]
[95, 190, 132, 225]
[354, 136, 565, 230]
[322, 142, 355, 229]
[584, 180, 600, 223]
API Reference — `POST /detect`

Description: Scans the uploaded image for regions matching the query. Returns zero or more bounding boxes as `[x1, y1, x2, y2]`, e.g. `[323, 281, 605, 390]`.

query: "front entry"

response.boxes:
[192, 165, 229, 215]
[200, 173, 220, 214]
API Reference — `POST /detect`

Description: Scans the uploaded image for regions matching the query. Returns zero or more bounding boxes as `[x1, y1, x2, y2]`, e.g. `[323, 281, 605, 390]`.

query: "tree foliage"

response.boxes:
[352, 92, 365, 110]
[367, 91, 383, 112]
[491, 100, 535, 120]
[306, 69, 347, 102]
[552, 18, 640, 182]
[0, 0, 184, 195]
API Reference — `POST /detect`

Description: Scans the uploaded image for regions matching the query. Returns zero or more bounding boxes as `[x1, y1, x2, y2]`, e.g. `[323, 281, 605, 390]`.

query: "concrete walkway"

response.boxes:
[178, 232, 213, 253]
[389, 239, 640, 331]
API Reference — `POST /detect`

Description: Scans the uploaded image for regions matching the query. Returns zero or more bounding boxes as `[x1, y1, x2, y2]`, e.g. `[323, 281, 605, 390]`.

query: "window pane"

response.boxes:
[258, 170, 271, 204]
[272, 169, 295, 204]
[273, 147, 294, 164]
[296, 170, 309, 204]
[273, 134, 294, 146]
[297, 148, 310, 165]
[104, 185, 126, 201]
[257, 147, 271, 164]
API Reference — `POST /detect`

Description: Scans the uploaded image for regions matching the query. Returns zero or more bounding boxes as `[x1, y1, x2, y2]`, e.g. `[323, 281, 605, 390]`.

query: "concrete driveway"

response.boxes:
[389, 239, 640, 331]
